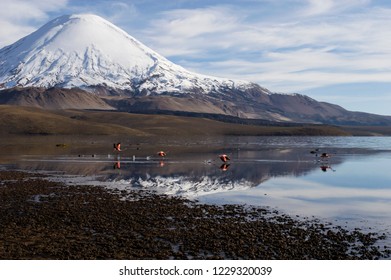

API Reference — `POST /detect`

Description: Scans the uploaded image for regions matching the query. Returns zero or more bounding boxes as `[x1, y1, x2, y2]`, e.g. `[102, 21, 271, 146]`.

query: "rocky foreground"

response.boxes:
[0, 170, 390, 260]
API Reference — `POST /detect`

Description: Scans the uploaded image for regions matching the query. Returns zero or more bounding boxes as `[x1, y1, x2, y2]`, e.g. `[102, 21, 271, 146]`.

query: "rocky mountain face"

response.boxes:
[0, 87, 114, 110]
[0, 14, 390, 125]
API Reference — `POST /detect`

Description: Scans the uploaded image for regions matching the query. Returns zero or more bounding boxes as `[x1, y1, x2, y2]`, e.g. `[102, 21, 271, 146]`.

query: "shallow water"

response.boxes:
[2, 136, 391, 240]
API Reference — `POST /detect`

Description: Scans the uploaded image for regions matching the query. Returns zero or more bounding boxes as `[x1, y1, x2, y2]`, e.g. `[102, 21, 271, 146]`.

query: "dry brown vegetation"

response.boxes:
[0, 105, 358, 139]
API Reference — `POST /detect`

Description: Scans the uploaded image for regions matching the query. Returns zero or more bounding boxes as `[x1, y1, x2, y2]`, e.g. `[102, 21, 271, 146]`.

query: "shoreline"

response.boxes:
[1, 170, 390, 260]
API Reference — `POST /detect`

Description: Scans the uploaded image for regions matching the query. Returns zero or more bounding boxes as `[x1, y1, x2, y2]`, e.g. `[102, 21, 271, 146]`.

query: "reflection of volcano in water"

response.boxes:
[117, 175, 254, 197]
[11, 147, 345, 198]
[110, 160, 340, 198]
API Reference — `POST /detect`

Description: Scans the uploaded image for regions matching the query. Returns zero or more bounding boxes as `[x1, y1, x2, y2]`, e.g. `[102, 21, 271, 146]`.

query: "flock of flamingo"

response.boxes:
[112, 142, 232, 171]
[111, 142, 334, 172]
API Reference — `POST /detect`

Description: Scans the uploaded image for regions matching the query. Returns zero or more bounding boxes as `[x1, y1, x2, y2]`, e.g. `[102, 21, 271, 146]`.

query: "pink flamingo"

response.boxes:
[113, 143, 121, 152]
[219, 154, 230, 162]
[157, 151, 166, 157]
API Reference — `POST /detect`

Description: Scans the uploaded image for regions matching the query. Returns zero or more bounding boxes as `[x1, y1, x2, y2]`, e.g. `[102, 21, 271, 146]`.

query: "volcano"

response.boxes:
[0, 14, 390, 125]
[0, 14, 256, 94]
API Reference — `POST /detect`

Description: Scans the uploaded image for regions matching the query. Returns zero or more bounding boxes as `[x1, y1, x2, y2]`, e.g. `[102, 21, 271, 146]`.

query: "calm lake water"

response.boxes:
[2, 136, 391, 241]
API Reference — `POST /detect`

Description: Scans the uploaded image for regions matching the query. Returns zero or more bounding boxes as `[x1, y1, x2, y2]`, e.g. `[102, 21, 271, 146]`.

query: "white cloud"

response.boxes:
[66, 1, 140, 27]
[144, 6, 241, 57]
[301, 0, 335, 16]
[0, 0, 69, 46]
[105, 2, 138, 23]
[158, 7, 239, 38]
[141, 2, 391, 95]
[0, 0, 141, 47]
[0, 19, 35, 47]
[300, 0, 370, 16]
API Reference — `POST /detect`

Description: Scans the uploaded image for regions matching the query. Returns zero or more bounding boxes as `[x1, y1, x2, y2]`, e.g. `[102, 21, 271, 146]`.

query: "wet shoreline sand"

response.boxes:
[1, 170, 390, 260]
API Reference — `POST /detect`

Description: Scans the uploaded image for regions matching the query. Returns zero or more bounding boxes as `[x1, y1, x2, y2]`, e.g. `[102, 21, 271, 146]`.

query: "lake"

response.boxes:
[2, 136, 391, 244]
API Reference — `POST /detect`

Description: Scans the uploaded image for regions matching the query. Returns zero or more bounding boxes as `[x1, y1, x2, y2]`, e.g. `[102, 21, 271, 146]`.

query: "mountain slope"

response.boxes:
[0, 105, 144, 136]
[0, 87, 114, 110]
[0, 105, 355, 137]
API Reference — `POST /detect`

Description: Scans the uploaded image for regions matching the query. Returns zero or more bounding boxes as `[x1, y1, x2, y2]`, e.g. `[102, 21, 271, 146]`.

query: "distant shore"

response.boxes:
[2, 105, 391, 140]
[1, 170, 389, 260]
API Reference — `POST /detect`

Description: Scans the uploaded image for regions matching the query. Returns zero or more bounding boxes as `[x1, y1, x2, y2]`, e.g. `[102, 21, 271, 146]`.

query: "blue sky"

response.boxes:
[1, 0, 391, 115]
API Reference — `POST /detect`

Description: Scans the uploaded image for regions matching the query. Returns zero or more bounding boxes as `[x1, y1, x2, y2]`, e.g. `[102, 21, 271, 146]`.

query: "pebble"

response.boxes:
[1, 170, 390, 260]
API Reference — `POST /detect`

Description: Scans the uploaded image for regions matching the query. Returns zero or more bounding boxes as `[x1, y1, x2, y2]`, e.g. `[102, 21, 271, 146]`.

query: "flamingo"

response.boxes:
[157, 151, 166, 157]
[113, 143, 121, 152]
[113, 161, 121, 169]
[320, 153, 330, 159]
[219, 154, 230, 162]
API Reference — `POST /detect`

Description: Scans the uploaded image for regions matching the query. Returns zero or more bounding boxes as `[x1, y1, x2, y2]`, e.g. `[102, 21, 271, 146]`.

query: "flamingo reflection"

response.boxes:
[320, 153, 330, 159]
[320, 165, 335, 172]
[113, 161, 121, 169]
[310, 149, 332, 161]
[220, 163, 230, 171]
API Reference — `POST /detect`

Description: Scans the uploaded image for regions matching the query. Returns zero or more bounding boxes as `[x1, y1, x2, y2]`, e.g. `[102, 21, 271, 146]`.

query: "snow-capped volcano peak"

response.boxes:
[0, 14, 253, 93]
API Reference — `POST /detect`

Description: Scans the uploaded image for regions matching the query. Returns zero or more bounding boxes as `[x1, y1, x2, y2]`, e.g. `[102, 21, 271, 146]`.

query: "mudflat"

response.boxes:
[0, 170, 389, 260]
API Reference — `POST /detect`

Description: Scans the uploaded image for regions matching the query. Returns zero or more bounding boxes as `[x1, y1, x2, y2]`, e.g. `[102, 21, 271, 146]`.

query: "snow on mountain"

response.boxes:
[130, 175, 254, 198]
[0, 14, 255, 94]
[54, 173, 257, 200]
